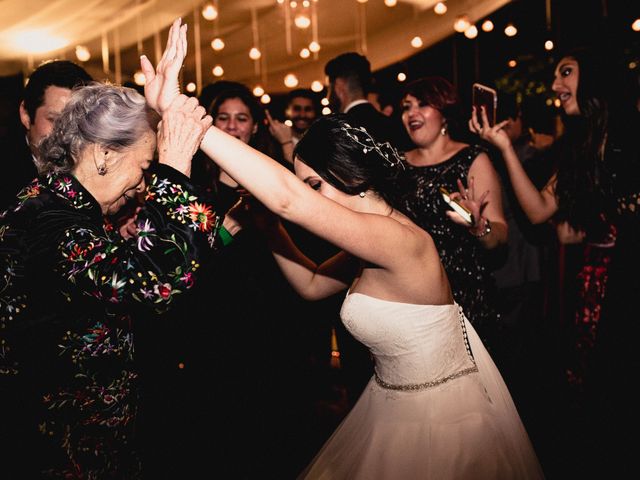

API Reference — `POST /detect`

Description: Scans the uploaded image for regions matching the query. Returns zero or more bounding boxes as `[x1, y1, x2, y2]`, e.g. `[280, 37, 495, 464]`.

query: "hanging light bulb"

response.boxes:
[284, 73, 299, 88]
[249, 47, 262, 60]
[302, 0, 310, 7]
[133, 70, 146, 86]
[75, 45, 91, 62]
[253, 85, 265, 97]
[454, 15, 470, 33]
[299, 48, 310, 59]
[508, 59, 517, 68]
[322, 106, 331, 115]
[464, 25, 478, 39]
[211, 38, 225, 51]
[504, 23, 518, 37]
[309, 41, 321, 53]
[311, 80, 324, 92]
[397, 72, 407, 82]
[411, 36, 423, 48]
[384, 0, 397, 6]
[186, 82, 197, 93]
[544, 40, 554, 51]
[290, 1, 298, 8]
[632, 19, 640, 31]
[294, 14, 311, 29]
[284, 119, 293, 127]
[212, 65, 224, 77]
[482, 20, 494, 32]
[434, 2, 447, 15]
[321, 97, 329, 106]
[357, 0, 368, 3]
[260, 93, 271, 104]
[202, 3, 218, 21]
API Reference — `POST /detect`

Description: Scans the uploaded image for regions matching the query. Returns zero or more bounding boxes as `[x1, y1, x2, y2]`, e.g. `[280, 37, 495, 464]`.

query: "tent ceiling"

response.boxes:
[0, 0, 509, 92]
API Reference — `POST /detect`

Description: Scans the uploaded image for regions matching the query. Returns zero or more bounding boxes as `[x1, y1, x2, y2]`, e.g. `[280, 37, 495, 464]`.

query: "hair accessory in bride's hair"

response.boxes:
[341, 123, 405, 170]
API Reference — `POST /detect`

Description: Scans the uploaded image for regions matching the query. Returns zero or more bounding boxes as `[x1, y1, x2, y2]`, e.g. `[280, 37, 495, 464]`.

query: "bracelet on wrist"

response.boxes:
[217, 225, 234, 246]
[470, 218, 492, 238]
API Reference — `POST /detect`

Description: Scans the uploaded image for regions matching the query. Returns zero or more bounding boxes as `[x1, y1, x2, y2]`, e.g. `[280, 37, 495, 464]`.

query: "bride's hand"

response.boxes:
[140, 18, 188, 114]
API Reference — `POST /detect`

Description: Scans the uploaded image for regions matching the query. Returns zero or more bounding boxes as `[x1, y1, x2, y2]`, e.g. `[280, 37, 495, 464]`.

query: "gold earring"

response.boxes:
[440, 125, 447, 136]
[359, 191, 366, 198]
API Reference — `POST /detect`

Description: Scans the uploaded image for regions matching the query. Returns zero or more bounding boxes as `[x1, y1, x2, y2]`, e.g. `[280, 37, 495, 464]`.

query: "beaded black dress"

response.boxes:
[401, 145, 498, 344]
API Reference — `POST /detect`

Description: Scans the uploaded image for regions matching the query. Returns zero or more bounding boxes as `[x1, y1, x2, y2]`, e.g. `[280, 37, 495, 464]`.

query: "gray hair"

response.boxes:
[37, 82, 159, 175]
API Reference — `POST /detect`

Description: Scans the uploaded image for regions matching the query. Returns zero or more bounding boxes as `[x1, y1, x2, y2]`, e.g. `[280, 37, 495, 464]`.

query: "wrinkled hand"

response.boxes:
[469, 106, 512, 151]
[157, 94, 212, 177]
[265, 109, 293, 145]
[446, 177, 490, 229]
[141, 18, 187, 113]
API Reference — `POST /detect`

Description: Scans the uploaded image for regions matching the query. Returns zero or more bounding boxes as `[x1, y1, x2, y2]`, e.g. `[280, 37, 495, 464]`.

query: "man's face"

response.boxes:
[286, 97, 317, 135]
[20, 85, 72, 157]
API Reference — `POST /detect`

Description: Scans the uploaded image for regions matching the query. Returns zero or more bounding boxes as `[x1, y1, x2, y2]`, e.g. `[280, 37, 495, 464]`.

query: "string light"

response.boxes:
[133, 70, 146, 85]
[322, 106, 331, 115]
[294, 14, 311, 29]
[201, 3, 218, 21]
[481, 20, 494, 32]
[253, 85, 265, 96]
[300, 48, 310, 58]
[249, 47, 262, 60]
[321, 98, 329, 106]
[384, 0, 397, 6]
[464, 25, 478, 39]
[397, 72, 407, 82]
[434, 2, 447, 15]
[309, 41, 321, 52]
[75, 45, 90, 62]
[260, 93, 271, 104]
[211, 38, 225, 51]
[544, 40, 554, 51]
[311, 80, 324, 92]
[632, 19, 640, 31]
[504, 23, 518, 37]
[284, 73, 299, 88]
[285, 119, 293, 126]
[212, 65, 224, 77]
[411, 36, 423, 48]
[508, 59, 517, 68]
[186, 82, 197, 93]
[454, 15, 470, 33]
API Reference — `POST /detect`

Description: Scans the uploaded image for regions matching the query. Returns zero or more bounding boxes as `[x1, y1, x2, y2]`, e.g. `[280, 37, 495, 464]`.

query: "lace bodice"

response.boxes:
[340, 293, 475, 386]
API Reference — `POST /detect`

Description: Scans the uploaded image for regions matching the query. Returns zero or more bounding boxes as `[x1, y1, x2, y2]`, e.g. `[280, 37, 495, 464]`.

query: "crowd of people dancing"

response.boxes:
[1, 16, 638, 480]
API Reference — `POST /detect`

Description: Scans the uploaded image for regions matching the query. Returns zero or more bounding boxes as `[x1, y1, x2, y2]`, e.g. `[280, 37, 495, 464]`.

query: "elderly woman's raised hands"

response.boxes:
[158, 94, 212, 177]
[141, 18, 187, 113]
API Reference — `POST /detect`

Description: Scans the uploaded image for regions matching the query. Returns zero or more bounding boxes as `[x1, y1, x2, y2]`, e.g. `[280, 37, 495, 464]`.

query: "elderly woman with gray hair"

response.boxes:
[0, 20, 218, 478]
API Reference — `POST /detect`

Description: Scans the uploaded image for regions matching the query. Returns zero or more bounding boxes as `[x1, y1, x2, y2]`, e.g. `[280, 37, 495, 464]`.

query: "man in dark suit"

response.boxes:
[324, 52, 414, 152]
[2, 60, 92, 209]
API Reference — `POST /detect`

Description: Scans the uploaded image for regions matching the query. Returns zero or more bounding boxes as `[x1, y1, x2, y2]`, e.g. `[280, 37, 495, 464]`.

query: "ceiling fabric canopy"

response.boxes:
[0, 0, 509, 93]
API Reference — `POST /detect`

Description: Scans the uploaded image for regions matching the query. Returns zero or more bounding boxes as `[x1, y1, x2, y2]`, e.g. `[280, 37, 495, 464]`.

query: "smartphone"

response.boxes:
[440, 187, 474, 225]
[472, 83, 497, 127]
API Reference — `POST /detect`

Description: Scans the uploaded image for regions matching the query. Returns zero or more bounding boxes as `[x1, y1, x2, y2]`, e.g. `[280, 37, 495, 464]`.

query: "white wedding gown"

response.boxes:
[299, 292, 544, 479]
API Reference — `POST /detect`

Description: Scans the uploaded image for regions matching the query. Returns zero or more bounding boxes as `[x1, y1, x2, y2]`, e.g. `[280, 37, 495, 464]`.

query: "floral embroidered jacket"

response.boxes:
[0, 164, 218, 479]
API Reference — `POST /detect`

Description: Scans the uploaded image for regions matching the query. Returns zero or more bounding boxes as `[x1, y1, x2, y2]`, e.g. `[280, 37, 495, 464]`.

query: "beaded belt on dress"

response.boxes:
[374, 365, 478, 391]
[374, 304, 478, 392]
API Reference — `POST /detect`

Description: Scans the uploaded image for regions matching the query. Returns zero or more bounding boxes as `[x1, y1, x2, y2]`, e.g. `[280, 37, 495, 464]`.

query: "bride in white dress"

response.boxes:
[141, 39, 543, 477]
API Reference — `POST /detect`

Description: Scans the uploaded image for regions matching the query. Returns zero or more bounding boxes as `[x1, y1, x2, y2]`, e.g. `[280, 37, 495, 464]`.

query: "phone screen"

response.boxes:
[472, 83, 497, 127]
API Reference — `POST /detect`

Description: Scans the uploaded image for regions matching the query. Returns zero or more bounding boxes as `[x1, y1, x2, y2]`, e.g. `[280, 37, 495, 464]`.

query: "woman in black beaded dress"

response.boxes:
[399, 77, 508, 349]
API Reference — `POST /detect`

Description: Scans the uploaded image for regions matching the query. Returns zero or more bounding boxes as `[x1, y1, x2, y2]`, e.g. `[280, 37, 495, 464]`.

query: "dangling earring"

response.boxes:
[440, 123, 448, 136]
[359, 191, 366, 198]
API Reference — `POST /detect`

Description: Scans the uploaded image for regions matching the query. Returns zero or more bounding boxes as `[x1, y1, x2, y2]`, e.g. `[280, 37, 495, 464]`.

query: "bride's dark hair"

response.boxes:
[294, 114, 408, 209]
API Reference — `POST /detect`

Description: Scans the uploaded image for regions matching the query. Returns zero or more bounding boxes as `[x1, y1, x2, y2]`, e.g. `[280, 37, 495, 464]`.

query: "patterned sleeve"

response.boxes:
[55, 164, 220, 312]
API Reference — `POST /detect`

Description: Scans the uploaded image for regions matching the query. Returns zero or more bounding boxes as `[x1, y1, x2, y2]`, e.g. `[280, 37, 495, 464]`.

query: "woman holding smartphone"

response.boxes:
[399, 76, 507, 353]
[470, 46, 640, 476]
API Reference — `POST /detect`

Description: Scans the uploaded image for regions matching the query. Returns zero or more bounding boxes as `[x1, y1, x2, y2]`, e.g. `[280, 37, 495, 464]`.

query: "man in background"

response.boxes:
[2, 60, 92, 209]
[324, 52, 413, 151]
